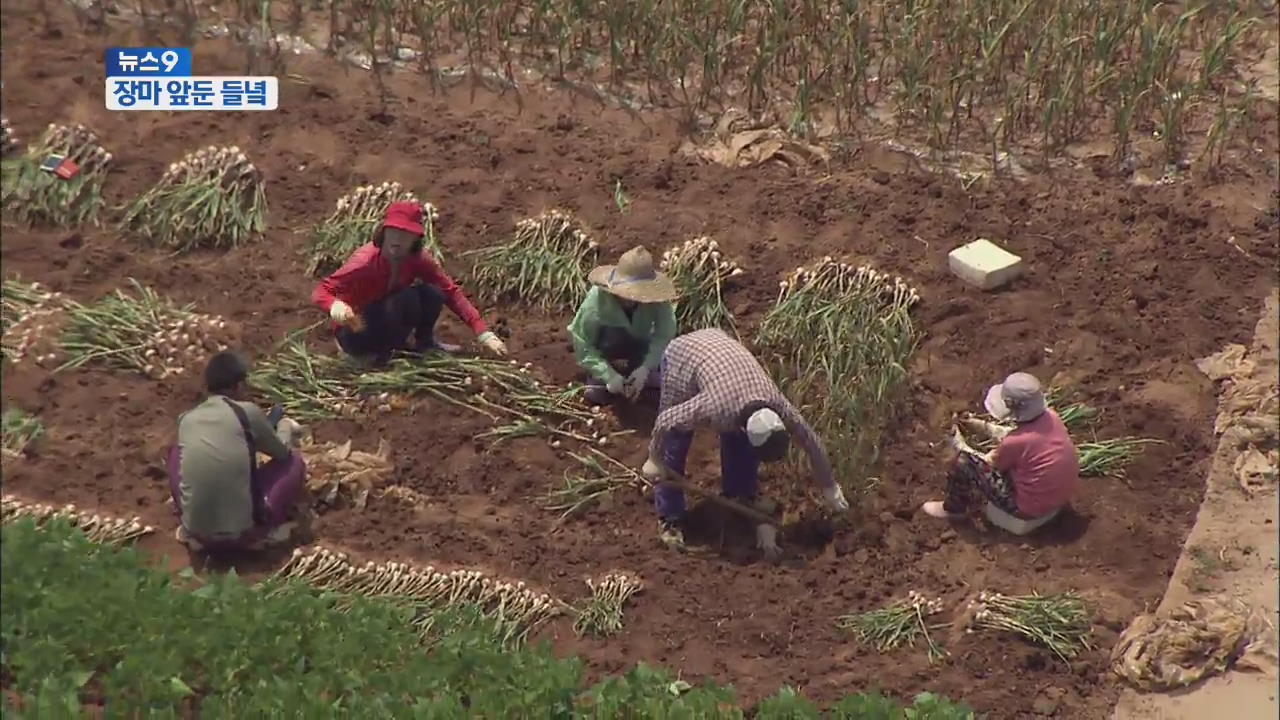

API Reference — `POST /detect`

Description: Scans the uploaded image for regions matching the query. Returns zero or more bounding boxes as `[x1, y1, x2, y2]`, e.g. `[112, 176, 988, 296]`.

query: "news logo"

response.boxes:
[104, 48, 278, 111]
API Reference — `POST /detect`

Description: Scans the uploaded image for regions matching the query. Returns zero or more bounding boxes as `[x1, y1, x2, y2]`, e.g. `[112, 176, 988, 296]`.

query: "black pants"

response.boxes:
[336, 285, 445, 362]
[596, 326, 646, 375]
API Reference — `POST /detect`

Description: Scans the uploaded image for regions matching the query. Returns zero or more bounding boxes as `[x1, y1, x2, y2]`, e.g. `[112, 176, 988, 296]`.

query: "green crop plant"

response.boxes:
[58, 279, 235, 380]
[1, 122, 111, 227]
[1, 496, 153, 545]
[1077, 437, 1165, 478]
[543, 449, 647, 522]
[2, 277, 68, 365]
[306, 182, 441, 276]
[120, 144, 267, 251]
[273, 0, 1269, 164]
[250, 338, 621, 452]
[1, 410, 43, 457]
[1, 116, 19, 156]
[2, 517, 978, 715]
[464, 209, 599, 313]
[837, 591, 949, 663]
[270, 545, 565, 649]
[965, 590, 1092, 663]
[660, 236, 744, 334]
[758, 257, 921, 499]
[572, 571, 643, 638]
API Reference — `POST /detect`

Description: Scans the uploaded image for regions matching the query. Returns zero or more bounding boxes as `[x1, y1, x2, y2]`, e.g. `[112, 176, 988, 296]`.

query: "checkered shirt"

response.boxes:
[650, 329, 833, 489]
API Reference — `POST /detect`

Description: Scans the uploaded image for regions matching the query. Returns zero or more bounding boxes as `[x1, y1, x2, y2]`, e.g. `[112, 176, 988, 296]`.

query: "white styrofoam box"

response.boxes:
[948, 238, 1024, 290]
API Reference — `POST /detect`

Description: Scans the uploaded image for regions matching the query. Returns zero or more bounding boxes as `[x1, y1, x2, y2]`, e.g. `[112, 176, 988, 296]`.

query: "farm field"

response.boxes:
[2, 0, 1278, 716]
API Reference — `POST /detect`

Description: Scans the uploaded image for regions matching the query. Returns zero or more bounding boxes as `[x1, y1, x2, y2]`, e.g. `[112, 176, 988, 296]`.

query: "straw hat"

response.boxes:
[588, 246, 678, 303]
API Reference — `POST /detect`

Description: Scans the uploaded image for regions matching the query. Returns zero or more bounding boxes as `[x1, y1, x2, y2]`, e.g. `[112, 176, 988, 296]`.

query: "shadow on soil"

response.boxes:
[951, 506, 1093, 547]
[680, 500, 838, 566]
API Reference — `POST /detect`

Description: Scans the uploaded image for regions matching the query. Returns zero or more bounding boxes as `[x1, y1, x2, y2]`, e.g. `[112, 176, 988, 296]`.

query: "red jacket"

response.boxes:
[312, 244, 488, 335]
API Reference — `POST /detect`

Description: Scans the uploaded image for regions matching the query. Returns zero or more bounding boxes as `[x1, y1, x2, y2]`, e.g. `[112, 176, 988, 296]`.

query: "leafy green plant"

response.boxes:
[0, 123, 111, 227]
[464, 209, 599, 313]
[758, 258, 921, 497]
[1, 519, 979, 716]
[1, 409, 43, 457]
[119, 144, 267, 251]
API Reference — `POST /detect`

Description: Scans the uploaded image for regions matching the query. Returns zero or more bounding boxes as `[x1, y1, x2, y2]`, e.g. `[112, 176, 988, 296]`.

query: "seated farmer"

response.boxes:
[312, 201, 507, 365]
[921, 372, 1080, 535]
[641, 328, 849, 548]
[568, 246, 678, 405]
[168, 351, 308, 552]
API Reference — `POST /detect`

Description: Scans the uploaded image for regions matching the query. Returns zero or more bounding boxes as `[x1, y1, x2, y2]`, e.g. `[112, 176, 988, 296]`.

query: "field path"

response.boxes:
[1113, 290, 1279, 720]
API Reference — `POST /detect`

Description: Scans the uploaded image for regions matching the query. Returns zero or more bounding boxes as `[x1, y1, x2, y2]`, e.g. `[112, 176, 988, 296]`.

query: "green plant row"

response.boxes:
[0, 520, 977, 718]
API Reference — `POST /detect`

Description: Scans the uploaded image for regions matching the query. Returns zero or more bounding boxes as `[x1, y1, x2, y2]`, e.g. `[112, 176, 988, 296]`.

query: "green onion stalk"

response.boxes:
[306, 182, 441, 276]
[119, 144, 267, 251]
[250, 338, 619, 449]
[1, 122, 111, 227]
[967, 590, 1092, 663]
[573, 571, 644, 638]
[1, 409, 43, 457]
[57, 278, 234, 380]
[659, 235, 744, 333]
[463, 208, 599, 313]
[758, 257, 921, 498]
[837, 591, 949, 662]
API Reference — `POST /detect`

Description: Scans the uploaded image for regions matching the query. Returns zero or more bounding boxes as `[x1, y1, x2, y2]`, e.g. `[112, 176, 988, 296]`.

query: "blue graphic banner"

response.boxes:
[105, 47, 192, 77]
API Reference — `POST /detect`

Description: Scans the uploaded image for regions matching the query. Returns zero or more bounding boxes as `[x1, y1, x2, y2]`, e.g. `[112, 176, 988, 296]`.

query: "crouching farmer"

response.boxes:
[569, 246, 677, 405]
[312, 201, 507, 365]
[168, 351, 308, 552]
[641, 329, 849, 553]
[921, 372, 1079, 535]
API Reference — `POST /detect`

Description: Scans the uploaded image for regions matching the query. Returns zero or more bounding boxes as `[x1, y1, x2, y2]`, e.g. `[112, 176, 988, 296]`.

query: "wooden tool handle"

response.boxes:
[658, 468, 777, 526]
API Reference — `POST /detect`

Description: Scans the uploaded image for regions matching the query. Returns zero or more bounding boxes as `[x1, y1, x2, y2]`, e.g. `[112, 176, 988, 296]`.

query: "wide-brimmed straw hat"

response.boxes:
[588, 246, 678, 303]
[984, 372, 1048, 423]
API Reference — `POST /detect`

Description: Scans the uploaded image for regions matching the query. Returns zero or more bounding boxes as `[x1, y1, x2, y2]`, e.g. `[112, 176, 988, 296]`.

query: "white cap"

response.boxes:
[746, 408, 785, 447]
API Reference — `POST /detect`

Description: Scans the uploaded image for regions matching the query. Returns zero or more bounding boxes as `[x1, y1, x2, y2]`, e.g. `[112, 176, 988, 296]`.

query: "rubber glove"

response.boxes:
[756, 523, 781, 559]
[605, 371, 625, 396]
[477, 331, 507, 357]
[277, 418, 305, 449]
[329, 299, 357, 327]
[641, 454, 667, 482]
[624, 366, 649, 399]
[823, 483, 850, 513]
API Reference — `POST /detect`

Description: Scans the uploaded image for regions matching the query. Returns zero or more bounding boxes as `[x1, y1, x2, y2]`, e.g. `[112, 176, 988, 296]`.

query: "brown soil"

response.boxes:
[2, 2, 1278, 717]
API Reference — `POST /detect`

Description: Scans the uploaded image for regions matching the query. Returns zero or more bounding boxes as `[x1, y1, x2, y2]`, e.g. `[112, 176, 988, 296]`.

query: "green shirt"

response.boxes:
[567, 286, 677, 382]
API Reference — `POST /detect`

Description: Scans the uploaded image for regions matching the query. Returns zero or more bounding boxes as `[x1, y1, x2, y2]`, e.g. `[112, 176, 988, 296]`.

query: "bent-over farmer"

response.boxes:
[167, 351, 308, 552]
[568, 246, 677, 405]
[641, 328, 849, 550]
[312, 201, 507, 365]
[922, 372, 1079, 535]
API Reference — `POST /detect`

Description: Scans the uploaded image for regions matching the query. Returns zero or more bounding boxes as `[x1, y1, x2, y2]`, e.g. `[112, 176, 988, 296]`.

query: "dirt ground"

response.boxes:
[1113, 290, 1280, 720]
[2, 1, 1279, 716]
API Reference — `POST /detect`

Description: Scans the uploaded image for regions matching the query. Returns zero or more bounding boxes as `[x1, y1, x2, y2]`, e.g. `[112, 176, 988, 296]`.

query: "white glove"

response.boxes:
[624, 366, 649, 399]
[277, 418, 305, 448]
[823, 484, 850, 513]
[329, 299, 355, 325]
[756, 523, 781, 559]
[605, 372, 625, 395]
[641, 455, 667, 482]
[948, 426, 967, 452]
[477, 331, 507, 357]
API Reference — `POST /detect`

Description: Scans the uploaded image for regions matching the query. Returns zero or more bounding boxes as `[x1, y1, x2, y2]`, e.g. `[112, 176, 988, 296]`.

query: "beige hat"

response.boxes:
[588, 246, 678, 303]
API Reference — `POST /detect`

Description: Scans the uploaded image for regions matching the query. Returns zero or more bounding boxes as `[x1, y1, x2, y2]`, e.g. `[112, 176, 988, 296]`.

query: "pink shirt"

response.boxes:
[993, 410, 1080, 518]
